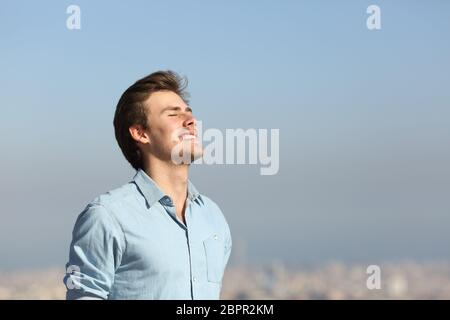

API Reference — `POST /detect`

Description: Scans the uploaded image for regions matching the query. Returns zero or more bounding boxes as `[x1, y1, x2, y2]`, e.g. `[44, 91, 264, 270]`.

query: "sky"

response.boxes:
[0, 0, 449, 270]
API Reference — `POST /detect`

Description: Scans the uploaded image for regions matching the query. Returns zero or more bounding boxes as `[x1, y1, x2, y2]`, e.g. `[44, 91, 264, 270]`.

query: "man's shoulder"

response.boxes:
[88, 181, 139, 211]
[74, 181, 140, 231]
[198, 194, 220, 210]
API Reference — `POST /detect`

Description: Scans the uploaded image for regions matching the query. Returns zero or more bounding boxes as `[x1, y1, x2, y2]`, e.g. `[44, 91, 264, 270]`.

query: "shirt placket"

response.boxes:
[160, 196, 196, 299]
[184, 199, 196, 299]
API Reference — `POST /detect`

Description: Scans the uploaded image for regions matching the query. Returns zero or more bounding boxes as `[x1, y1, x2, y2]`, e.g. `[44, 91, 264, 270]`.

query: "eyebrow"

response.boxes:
[160, 105, 193, 114]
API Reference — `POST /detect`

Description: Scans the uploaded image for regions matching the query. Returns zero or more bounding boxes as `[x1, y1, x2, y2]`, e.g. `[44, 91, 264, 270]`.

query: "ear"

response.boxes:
[129, 125, 150, 145]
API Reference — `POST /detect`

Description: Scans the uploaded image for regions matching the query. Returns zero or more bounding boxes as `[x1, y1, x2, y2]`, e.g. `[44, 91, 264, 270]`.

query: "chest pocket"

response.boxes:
[203, 233, 225, 283]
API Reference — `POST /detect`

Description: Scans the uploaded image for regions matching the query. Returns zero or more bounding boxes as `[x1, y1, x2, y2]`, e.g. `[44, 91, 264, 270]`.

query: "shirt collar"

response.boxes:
[133, 169, 202, 208]
[187, 179, 201, 202]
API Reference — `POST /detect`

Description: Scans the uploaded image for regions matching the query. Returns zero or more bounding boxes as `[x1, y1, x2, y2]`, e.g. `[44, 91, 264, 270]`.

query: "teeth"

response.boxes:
[180, 134, 196, 140]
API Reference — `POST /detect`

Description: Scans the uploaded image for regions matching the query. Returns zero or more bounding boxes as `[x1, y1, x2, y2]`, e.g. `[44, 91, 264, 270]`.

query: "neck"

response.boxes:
[143, 156, 189, 209]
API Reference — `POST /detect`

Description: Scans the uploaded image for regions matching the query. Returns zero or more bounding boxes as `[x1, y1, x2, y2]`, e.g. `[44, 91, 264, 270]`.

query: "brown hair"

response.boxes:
[113, 70, 189, 170]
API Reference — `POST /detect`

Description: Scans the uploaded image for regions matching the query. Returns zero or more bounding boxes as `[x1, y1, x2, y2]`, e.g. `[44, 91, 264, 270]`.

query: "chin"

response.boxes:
[191, 149, 204, 162]
[184, 144, 203, 163]
[171, 141, 203, 165]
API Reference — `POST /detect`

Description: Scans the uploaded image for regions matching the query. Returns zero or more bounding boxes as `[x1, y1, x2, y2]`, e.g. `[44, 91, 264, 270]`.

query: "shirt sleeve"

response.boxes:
[64, 203, 125, 300]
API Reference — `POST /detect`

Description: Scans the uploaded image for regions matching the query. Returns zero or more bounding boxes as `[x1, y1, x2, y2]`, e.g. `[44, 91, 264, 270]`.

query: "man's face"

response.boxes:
[142, 90, 203, 164]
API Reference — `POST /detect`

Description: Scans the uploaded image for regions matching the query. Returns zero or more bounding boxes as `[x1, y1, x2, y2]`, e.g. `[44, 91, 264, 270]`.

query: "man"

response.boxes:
[64, 70, 232, 299]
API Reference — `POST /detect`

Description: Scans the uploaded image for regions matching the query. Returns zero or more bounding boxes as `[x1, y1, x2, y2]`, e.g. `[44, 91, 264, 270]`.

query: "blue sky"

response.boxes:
[0, 0, 449, 269]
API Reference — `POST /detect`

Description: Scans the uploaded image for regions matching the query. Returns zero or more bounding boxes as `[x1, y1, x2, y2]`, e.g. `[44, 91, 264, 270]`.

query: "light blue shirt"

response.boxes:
[64, 169, 232, 300]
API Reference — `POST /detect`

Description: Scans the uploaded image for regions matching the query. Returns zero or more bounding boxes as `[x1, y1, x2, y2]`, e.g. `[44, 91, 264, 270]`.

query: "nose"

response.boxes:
[183, 113, 197, 130]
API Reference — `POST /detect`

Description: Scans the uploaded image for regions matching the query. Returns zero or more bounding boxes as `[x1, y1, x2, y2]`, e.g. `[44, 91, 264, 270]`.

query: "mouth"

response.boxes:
[178, 132, 198, 142]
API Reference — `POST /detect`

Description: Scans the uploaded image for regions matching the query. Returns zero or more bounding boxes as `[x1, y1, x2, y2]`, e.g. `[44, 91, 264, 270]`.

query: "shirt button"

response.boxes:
[213, 234, 219, 240]
[193, 276, 197, 282]
[161, 196, 173, 206]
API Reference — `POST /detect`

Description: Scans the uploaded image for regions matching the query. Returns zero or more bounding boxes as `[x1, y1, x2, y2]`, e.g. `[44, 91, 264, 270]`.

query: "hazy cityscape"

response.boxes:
[1, 261, 449, 300]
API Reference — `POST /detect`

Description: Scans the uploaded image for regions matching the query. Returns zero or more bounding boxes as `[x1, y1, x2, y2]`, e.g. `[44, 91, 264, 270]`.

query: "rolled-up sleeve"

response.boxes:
[64, 203, 125, 300]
